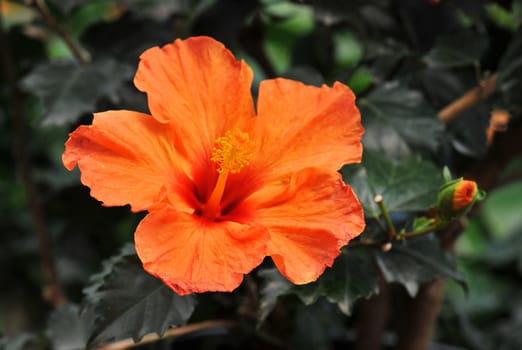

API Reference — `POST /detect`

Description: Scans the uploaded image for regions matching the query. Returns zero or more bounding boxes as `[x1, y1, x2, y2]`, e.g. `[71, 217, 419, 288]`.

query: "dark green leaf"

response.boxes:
[498, 28, 522, 109]
[484, 227, 522, 271]
[364, 39, 410, 82]
[374, 235, 465, 296]
[80, 17, 176, 64]
[46, 303, 88, 350]
[359, 82, 443, 157]
[116, 0, 194, 20]
[282, 66, 324, 87]
[83, 245, 196, 346]
[306, 0, 395, 30]
[20, 59, 133, 125]
[257, 268, 293, 325]
[286, 251, 379, 316]
[480, 180, 522, 240]
[47, 0, 89, 14]
[0, 333, 40, 350]
[423, 31, 488, 68]
[412, 216, 436, 232]
[258, 249, 379, 322]
[445, 262, 511, 317]
[341, 150, 444, 216]
[501, 154, 522, 180]
[290, 301, 344, 350]
[458, 180, 522, 269]
[455, 219, 489, 259]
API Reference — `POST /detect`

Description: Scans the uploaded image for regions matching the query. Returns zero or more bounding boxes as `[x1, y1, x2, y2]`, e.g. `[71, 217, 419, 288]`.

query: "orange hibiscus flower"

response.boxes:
[63, 36, 365, 295]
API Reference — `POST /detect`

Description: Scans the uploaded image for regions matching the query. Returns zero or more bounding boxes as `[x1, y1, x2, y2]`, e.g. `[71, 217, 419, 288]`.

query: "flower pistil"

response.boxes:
[203, 129, 254, 220]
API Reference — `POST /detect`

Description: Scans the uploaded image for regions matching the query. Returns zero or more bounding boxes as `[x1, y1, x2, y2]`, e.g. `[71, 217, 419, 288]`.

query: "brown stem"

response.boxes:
[395, 278, 447, 350]
[394, 221, 462, 350]
[354, 278, 390, 350]
[0, 15, 65, 306]
[97, 320, 238, 350]
[29, 0, 89, 64]
[438, 74, 497, 124]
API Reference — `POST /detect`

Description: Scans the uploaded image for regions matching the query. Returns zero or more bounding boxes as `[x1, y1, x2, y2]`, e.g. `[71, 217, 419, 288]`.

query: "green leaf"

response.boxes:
[364, 39, 410, 82]
[341, 150, 444, 216]
[282, 66, 324, 87]
[20, 59, 133, 125]
[116, 0, 193, 20]
[333, 29, 363, 69]
[458, 181, 522, 269]
[258, 249, 379, 322]
[418, 69, 490, 158]
[47, 0, 89, 14]
[374, 235, 465, 296]
[479, 180, 522, 241]
[423, 31, 488, 68]
[485, 2, 522, 32]
[498, 28, 522, 109]
[83, 245, 196, 346]
[46, 304, 88, 350]
[412, 216, 436, 232]
[0, 333, 41, 350]
[69, 2, 124, 36]
[347, 66, 373, 95]
[456, 219, 489, 259]
[257, 269, 293, 325]
[289, 301, 343, 350]
[359, 81, 443, 157]
[484, 227, 522, 272]
[445, 262, 511, 317]
[288, 251, 379, 315]
[80, 16, 176, 64]
[263, 2, 314, 73]
[501, 154, 522, 180]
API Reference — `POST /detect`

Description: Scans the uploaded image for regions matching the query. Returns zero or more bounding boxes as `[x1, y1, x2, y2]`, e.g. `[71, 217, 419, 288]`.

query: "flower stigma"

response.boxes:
[203, 129, 255, 220]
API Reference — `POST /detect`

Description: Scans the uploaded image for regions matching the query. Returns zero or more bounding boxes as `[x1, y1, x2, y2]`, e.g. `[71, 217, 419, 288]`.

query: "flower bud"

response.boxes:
[437, 178, 485, 221]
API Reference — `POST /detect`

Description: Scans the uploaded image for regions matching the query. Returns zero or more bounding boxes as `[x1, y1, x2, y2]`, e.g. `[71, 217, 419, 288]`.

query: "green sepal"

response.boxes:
[436, 178, 485, 221]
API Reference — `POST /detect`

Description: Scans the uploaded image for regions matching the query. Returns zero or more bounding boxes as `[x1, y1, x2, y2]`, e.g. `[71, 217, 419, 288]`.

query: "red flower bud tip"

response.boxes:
[452, 180, 478, 210]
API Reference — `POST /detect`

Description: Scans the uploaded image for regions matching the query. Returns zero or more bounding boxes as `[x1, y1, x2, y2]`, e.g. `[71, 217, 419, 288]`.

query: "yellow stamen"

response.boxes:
[210, 129, 255, 174]
[203, 129, 254, 220]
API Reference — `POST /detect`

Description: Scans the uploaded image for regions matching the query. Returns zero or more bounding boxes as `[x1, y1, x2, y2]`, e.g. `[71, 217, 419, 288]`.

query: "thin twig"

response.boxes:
[438, 74, 498, 124]
[29, 0, 89, 64]
[374, 195, 396, 241]
[97, 320, 238, 350]
[0, 13, 65, 307]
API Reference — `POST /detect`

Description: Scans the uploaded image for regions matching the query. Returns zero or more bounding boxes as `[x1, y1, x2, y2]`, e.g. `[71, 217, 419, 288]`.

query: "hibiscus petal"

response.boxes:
[63, 110, 191, 212]
[134, 36, 256, 159]
[254, 168, 365, 284]
[254, 78, 363, 177]
[135, 208, 269, 295]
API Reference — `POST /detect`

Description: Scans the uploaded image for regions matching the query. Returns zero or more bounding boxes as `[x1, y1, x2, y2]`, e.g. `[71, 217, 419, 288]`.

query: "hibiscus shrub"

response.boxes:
[1, 1, 522, 350]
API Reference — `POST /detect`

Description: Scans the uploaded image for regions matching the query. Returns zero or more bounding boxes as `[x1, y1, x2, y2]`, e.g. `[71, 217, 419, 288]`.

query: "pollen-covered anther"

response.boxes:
[211, 129, 255, 174]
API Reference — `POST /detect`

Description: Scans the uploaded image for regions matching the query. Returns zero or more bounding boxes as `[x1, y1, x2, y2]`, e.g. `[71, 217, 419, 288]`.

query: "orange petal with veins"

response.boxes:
[253, 78, 363, 179]
[134, 36, 256, 161]
[63, 110, 192, 212]
[255, 168, 365, 284]
[135, 207, 269, 295]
